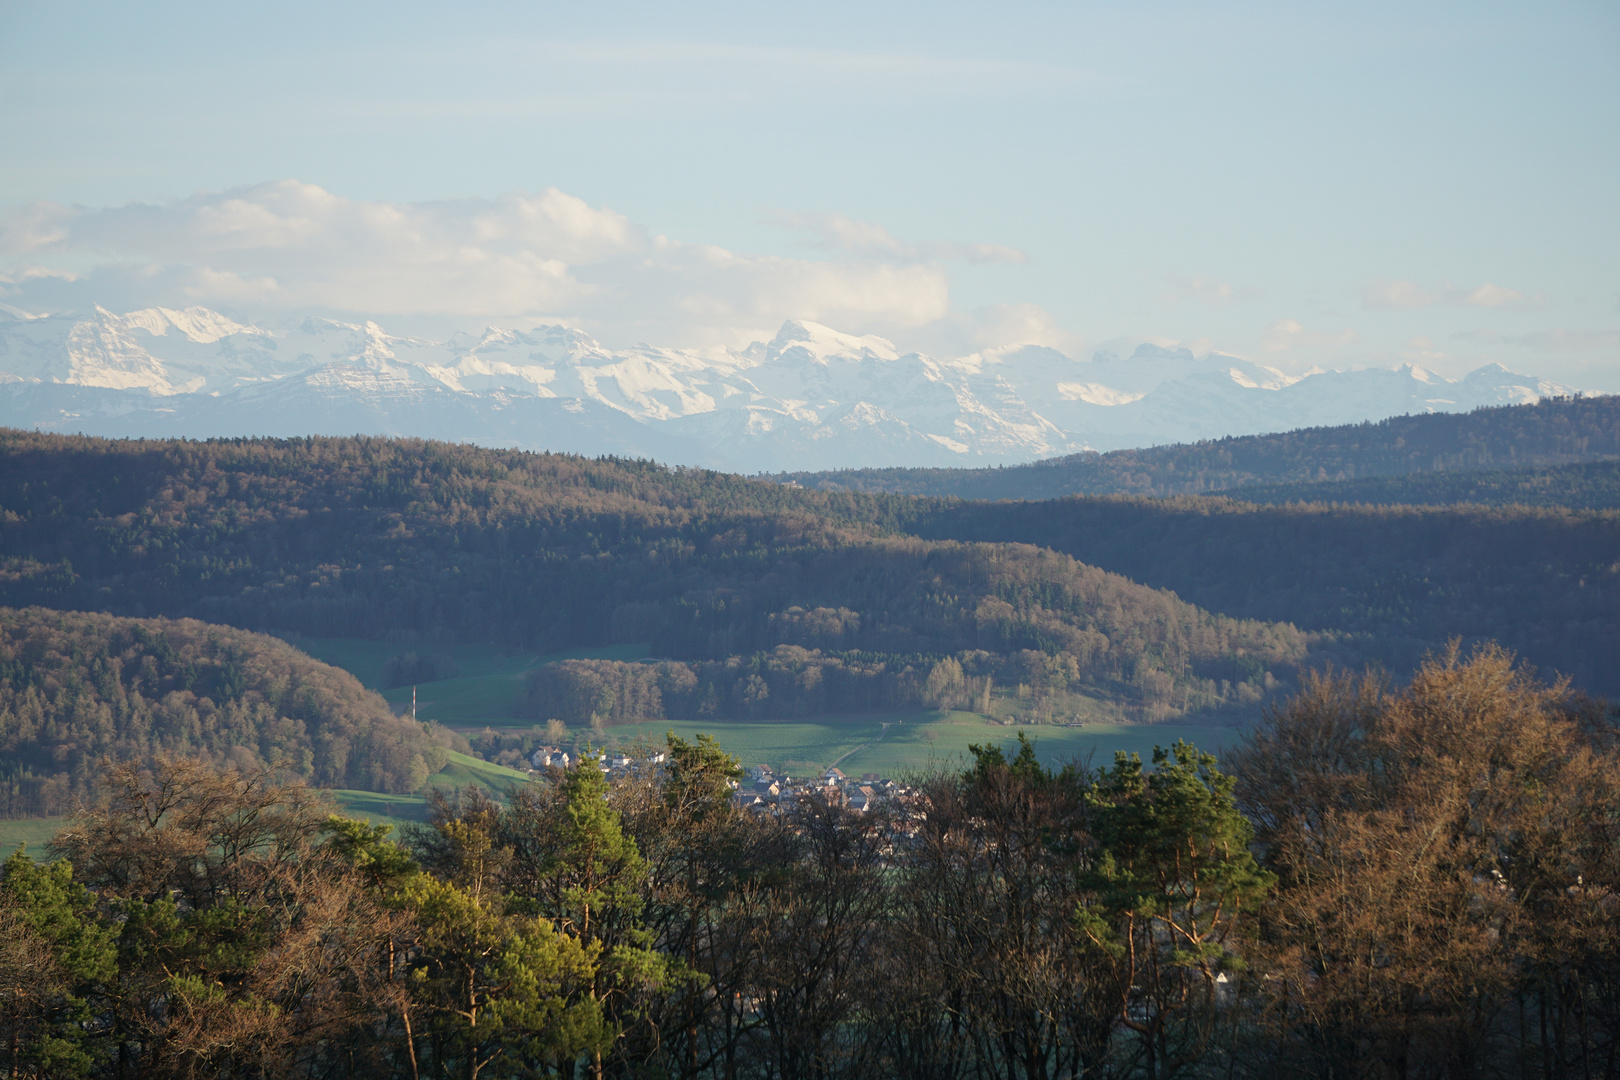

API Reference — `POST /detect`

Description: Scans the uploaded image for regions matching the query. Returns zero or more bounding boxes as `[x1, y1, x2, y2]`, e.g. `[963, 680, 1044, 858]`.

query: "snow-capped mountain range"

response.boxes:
[0, 303, 1581, 472]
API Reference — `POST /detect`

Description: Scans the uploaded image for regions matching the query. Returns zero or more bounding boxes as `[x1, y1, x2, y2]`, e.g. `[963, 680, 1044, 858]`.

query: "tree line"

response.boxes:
[0, 607, 462, 817]
[521, 637, 1282, 731]
[1, 643, 1615, 1079]
[780, 394, 1620, 499]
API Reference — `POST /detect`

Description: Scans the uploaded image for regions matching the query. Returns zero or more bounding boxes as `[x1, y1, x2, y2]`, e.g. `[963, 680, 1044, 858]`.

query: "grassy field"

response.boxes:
[282, 635, 651, 725]
[0, 816, 66, 857]
[326, 751, 533, 833]
[532, 711, 1250, 779]
[430, 750, 533, 794]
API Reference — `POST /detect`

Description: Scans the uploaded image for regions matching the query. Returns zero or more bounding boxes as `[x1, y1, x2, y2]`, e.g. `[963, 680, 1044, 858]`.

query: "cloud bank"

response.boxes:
[0, 181, 1008, 348]
[2, 183, 1612, 389]
[1360, 279, 1549, 312]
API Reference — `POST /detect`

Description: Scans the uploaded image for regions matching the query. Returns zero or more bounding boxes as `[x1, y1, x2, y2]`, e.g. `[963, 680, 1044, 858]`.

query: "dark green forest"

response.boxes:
[0, 431, 1312, 729]
[783, 393, 1620, 499]
[2, 646, 1617, 1079]
[0, 607, 461, 815]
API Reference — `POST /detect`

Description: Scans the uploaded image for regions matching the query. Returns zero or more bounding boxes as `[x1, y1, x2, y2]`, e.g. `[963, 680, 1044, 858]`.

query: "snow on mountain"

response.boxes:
[0, 304, 1588, 471]
[0, 305, 297, 395]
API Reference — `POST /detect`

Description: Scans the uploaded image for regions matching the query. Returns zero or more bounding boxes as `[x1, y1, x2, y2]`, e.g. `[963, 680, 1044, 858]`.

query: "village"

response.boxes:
[526, 745, 923, 816]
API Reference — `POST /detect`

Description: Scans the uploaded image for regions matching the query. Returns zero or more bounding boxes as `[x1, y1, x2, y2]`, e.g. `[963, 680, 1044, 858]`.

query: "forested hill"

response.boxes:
[0, 431, 1310, 725]
[0, 606, 463, 816]
[908, 497, 1620, 695]
[781, 394, 1620, 500]
[4, 429, 1615, 710]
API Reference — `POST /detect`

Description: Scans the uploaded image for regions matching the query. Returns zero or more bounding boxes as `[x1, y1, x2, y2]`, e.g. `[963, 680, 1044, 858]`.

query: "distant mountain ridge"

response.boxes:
[783, 395, 1620, 502]
[0, 302, 1581, 471]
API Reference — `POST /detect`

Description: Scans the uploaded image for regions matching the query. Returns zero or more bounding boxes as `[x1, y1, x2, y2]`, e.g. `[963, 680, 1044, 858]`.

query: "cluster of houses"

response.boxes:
[529, 745, 668, 773]
[525, 746, 916, 817]
[730, 764, 919, 814]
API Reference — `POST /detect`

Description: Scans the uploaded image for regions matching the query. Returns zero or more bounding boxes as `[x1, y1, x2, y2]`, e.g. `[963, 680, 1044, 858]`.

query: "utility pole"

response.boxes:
[412, 685, 417, 721]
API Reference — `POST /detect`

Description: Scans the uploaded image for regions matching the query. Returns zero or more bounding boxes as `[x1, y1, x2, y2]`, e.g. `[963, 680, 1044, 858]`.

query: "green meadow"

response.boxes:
[282, 636, 652, 724]
[464, 709, 1249, 780]
[0, 816, 67, 857]
[430, 750, 533, 794]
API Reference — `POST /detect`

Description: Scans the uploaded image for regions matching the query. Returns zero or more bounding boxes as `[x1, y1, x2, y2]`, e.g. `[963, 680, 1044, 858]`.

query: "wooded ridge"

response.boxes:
[4, 427, 1617, 708]
[781, 393, 1620, 499]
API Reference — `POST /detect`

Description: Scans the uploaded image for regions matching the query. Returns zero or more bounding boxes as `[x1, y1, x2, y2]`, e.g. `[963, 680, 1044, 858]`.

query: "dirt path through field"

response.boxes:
[827, 721, 890, 771]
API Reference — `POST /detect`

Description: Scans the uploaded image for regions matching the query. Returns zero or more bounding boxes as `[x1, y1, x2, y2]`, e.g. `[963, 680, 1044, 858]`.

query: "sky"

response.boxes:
[1, 0, 1617, 387]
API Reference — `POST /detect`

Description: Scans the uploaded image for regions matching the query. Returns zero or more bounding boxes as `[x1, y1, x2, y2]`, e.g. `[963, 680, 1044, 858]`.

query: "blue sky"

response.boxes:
[1, 0, 1616, 386]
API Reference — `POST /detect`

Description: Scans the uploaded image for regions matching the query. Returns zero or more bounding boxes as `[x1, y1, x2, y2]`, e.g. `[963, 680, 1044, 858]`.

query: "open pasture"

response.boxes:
[284, 636, 652, 724]
[483, 710, 1249, 779]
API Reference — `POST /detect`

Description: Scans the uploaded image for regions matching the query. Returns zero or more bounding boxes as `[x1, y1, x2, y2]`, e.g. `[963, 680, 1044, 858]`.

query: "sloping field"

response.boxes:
[0, 816, 65, 857]
[592, 711, 1246, 778]
[284, 636, 652, 724]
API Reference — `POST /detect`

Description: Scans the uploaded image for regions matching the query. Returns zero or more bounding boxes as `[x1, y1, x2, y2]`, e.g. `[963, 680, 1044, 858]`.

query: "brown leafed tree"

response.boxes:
[1229, 644, 1620, 1079]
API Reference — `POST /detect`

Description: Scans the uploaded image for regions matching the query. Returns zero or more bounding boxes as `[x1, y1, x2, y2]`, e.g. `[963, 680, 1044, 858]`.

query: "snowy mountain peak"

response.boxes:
[0, 303, 1590, 472]
[1131, 342, 1196, 363]
[755, 320, 900, 365]
[1399, 363, 1444, 385]
[100, 305, 262, 344]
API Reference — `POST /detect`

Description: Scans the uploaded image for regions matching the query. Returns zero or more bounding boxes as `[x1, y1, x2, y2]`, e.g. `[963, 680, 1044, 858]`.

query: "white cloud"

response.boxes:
[0, 265, 77, 285]
[769, 210, 1027, 264]
[0, 181, 966, 347]
[1361, 278, 1547, 311]
[1459, 283, 1540, 309]
[1360, 280, 1439, 310]
[966, 303, 1085, 352]
[1261, 318, 1359, 352]
[1162, 274, 1263, 306]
